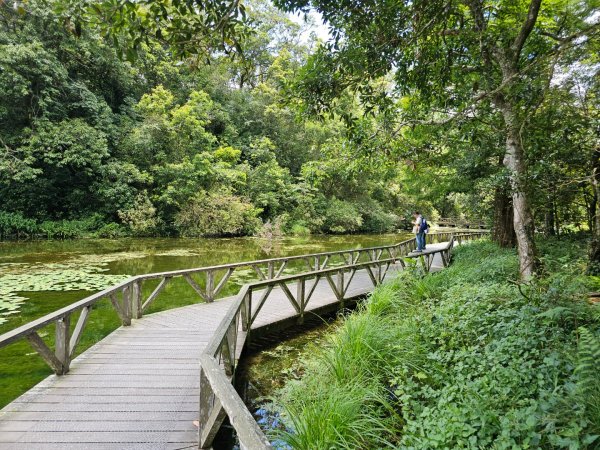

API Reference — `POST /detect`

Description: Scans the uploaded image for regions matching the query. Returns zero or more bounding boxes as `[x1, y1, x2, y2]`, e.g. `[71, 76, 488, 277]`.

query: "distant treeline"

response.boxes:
[0, 0, 413, 239]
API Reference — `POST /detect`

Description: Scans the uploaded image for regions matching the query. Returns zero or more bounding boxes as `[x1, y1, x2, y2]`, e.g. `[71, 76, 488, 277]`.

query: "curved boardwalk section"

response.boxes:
[0, 234, 483, 449]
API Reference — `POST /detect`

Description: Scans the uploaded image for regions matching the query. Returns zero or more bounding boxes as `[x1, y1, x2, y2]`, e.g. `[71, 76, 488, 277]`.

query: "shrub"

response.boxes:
[323, 198, 362, 234]
[39, 220, 84, 239]
[175, 190, 261, 237]
[118, 192, 158, 236]
[95, 222, 127, 238]
[0, 211, 38, 239]
[357, 199, 400, 233]
[275, 240, 600, 449]
[289, 222, 311, 236]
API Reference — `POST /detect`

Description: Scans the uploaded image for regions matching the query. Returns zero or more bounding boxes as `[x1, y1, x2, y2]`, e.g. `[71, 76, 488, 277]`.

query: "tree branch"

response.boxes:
[511, 0, 542, 64]
[540, 22, 600, 44]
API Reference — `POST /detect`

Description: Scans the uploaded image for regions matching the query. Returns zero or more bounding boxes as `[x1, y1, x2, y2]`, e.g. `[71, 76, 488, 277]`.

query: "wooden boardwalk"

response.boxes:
[0, 243, 452, 449]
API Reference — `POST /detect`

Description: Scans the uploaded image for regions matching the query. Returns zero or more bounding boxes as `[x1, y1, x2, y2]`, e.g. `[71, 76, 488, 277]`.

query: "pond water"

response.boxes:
[0, 233, 411, 407]
[234, 317, 341, 449]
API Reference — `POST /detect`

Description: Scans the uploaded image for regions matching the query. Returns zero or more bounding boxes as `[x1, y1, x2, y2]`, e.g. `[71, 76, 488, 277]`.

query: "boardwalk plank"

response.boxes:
[0, 246, 455, 448]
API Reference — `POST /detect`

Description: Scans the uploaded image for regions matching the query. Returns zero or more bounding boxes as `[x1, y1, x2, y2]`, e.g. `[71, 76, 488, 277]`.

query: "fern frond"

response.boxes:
[576, 327, 600, 397]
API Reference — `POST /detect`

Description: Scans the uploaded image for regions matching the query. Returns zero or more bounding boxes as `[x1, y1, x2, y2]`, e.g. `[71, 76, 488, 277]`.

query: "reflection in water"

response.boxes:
[233, 317, 341, 450]
[0, 233, 410, 407]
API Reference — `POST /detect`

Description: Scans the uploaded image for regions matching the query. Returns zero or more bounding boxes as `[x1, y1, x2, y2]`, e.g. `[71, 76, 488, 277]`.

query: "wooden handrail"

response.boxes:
[197, 230, 489, 449]
[0, 232, 485, 379]
[0, 231, 487, 446]
[436, 217, 488, 228]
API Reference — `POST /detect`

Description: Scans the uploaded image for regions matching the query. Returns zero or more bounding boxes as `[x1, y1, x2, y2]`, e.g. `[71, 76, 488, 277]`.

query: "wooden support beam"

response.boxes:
[69, 306, 90, 356]
[251, 264, 266, 281]
[344, 268, 356, 295]
[121, 285, 131, 326]
[325, 272, 344, 302]
[380, 262, 392, 282]
[213, 268, 234, 299]
[365, 265, 378, 287]
[275, 260, 287, 278]
[199, 356, 272, 450]
[200, 396, 227, 449]
[303, 257, 312, 272]
[184, 274, 209, 302]
[199, 367, 217, 449]
[26, 332, 63, 374]
[250, 286, 274, 323]
[297, 278, 306, 323]
[220, 331, 234, 377]
[267, 261, 275, 279]
[280, 283, 301, 314]
[304, 276, 320, 306]
[241, 291, 250, 332]
[109, 293, 126, 324]
[142, 277, 170, 311]
[205, 271, 215, 302]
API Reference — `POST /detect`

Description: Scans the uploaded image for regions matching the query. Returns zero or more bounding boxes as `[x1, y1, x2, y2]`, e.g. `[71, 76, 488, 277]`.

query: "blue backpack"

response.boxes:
[420, 217, 429, 232]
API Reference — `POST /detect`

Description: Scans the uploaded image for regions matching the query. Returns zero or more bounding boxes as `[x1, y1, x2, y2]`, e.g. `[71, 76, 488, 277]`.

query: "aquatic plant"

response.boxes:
[0, 255, 132, 324]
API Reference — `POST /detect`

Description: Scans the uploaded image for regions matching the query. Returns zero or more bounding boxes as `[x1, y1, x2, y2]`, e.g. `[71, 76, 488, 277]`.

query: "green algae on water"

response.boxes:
[0, 259, 130, 324]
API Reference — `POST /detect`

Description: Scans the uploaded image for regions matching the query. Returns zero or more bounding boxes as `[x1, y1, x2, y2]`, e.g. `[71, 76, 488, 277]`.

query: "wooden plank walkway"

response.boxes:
[0, 244, 449, 449]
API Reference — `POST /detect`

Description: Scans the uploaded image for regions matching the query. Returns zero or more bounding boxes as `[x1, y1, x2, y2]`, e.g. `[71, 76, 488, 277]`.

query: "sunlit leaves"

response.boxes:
[48, 0, 252, 60]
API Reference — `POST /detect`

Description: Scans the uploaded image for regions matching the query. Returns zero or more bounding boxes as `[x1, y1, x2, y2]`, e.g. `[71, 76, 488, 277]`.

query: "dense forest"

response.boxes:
[1, 0, 600, 448]
[0, 0, 598, 274]
[0, 0, 409, 239]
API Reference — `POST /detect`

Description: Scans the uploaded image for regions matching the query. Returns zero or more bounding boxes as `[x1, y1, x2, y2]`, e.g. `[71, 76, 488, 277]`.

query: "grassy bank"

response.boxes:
[274, 238, 600, 449]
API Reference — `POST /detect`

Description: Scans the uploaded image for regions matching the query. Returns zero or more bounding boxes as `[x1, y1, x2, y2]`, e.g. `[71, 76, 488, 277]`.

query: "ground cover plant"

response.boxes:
[275, 238, 600, 449]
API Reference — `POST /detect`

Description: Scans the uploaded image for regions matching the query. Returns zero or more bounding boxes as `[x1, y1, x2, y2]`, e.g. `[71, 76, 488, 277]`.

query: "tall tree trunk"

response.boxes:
[492, 186, 516, 247]
[588, 147, 600, 274]
[544, 193, 555, 236]
[501, 103, 539, 278]
[584, 185, 595, 234]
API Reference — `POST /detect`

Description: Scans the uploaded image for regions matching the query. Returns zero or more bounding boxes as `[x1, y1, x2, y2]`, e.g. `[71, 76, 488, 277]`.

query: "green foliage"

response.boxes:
[0, 211, 109, 240]
[277, 306, 404, 448]
[323, 198, 363, 234]
[574, 327, 600, 439]
[118, 193, 158, 236]
[0, 0, 409, 239]
[276, 240, 600, 448]
[174, 190, 261, 237]
[94, 223, 127, 239]
[48, 0, 250, 60]
[39, 216, 102, 239]
[0, 211, 38, 239]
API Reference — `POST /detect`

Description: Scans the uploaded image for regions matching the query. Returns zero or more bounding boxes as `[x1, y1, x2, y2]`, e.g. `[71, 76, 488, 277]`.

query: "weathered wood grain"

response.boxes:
[0, 234, 488, 448]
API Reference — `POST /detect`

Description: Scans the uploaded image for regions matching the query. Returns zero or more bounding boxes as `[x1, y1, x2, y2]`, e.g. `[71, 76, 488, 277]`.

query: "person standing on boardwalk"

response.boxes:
[413, 211, 426, 252]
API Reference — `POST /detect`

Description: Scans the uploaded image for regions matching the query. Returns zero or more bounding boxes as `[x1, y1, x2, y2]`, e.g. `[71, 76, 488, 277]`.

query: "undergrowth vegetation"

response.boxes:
[275, 239, 600, 449]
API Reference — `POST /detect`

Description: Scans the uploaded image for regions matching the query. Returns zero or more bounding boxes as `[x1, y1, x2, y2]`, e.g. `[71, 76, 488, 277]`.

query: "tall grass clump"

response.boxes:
[274, 238, 600, 449]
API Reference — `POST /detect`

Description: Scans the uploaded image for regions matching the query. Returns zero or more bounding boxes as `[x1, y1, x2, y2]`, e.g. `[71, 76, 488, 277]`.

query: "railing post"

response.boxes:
[297, 278, 306, 324]
[122, 285, 132, 326]
[241, 290, 251, 331]
[206, 271, 215, 302]
[337, 270, 345, 309]
[55, 314, 71, 374]
[267, 262, 275, 279]
[198, 365, 212, 449]
[132, 279, 142, 319]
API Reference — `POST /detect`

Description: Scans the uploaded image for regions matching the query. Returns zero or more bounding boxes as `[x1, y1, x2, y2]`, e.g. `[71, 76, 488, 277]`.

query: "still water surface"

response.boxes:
[0, 233, 411, 407]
